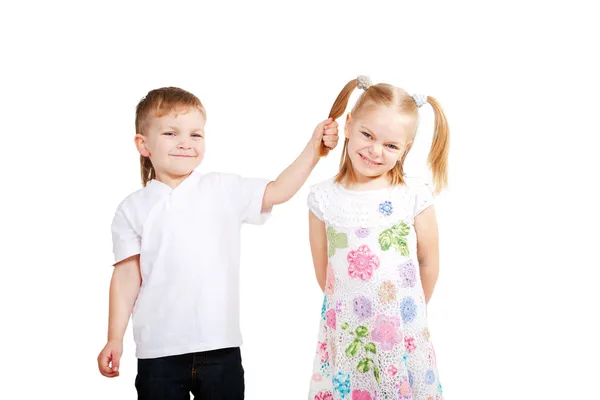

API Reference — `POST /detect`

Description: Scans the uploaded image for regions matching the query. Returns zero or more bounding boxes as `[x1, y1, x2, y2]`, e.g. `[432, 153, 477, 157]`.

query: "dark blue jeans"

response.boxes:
[135, 347, 244, 400]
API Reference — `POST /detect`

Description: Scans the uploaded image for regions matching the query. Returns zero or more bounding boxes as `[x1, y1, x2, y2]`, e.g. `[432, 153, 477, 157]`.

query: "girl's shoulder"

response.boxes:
[402, 175, 434, 195]
[309, 176, 337, 192]
[307, 176, 434, 228]
[308, 175, 431, 199]
[306, 177, 336, 222]
[402, 175, 436, 218]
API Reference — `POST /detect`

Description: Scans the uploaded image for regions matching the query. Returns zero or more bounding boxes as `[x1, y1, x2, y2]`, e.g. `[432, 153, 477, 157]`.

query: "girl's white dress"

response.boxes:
[307, 178, 444, 400]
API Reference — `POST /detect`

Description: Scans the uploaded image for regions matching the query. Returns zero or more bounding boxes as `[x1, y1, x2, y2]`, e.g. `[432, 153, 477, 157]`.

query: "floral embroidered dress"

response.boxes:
[307, 178, 443, 400]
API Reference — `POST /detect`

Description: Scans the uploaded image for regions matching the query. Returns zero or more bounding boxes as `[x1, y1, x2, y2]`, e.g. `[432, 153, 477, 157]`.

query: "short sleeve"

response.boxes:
[111, 205, 141, 265]
[215, 173, 271, 225]
[412, 181, 435, 217]
[307, 190, 324, 221]
[239, 177, 271, 225]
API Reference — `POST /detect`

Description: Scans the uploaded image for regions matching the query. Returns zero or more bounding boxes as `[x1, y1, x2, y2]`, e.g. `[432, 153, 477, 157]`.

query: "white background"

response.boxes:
[1, 1, 598, 399]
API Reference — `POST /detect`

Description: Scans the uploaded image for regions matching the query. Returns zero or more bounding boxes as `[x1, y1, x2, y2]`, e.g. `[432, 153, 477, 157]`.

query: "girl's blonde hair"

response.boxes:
[135, 87, 206, 186]
[326, 78, 449, 193]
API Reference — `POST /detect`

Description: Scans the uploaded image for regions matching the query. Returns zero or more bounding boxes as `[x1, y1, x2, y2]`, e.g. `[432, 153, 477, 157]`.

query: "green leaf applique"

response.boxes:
[378, 222, 411, 256]
[341, 323, 380, 382]
[327, 226, 348, 257]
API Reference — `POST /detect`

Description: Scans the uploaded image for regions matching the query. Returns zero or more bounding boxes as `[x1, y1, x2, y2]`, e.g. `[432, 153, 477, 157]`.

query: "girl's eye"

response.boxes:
[192, 133, 203, 138]
[163, 132, 175, 136]
[386, 144, 398, 150]
[362, 132, 372, 139]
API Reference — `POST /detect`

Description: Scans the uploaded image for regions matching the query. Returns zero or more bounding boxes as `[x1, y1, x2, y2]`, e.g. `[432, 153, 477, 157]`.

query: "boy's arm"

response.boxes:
[98, 255, 141, 378]
[415, 206, 440, 304]
[261, 119, 338, 212]
[309, 210, 328, 291]
[108, 255, 141, 341]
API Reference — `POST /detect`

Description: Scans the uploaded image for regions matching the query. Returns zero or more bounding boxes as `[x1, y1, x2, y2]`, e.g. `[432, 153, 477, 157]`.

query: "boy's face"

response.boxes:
[136, 108, 206, 180]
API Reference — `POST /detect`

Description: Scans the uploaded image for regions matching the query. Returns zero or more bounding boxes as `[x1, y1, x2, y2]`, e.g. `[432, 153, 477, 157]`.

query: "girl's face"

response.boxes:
[345, 105, 414, 182]
[136, 108, 206, 181]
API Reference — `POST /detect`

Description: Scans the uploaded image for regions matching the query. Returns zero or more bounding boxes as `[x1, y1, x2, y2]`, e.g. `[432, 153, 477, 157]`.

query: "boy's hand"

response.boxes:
[98, 340, 123, 378]
[322, 119, 339, 150]
[311, 118, 339, 156]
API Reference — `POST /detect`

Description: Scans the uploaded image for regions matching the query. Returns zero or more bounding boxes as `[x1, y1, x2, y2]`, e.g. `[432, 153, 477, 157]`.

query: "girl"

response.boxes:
[97, 86, 339, 400]
[307, 76, 449, 400]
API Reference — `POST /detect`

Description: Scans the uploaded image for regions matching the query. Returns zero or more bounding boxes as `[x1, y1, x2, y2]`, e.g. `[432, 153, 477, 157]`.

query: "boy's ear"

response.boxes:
[135, 134, 150, 157]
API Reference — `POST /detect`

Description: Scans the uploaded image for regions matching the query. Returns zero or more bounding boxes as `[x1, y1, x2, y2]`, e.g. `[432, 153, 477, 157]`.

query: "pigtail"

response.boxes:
[425, 96, 449, 193]
[326, 80, 361, 183]
[320, 79, 360, 157]
[328, 79, 360, 120]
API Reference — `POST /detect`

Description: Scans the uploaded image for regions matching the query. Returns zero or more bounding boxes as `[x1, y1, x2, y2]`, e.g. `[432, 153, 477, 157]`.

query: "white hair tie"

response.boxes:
[412, 94, 428, 108]
[357, 75, 372, 90]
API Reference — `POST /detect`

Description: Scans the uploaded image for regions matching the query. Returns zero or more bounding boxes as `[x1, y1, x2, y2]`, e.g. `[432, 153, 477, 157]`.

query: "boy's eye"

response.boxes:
[191, 133, 203, 138]
[362, 132, 372, 139]
[163, 132, 175, 136]
[386, 144, 398, 150]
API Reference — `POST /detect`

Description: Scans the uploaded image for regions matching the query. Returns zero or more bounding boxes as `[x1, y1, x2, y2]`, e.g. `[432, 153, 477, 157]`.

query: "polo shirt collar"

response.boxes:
[145, 169, 202, 197]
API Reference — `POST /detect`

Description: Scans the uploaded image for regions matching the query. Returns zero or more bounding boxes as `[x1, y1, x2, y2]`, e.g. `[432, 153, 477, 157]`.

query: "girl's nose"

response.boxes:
[370, 142, 383, 157]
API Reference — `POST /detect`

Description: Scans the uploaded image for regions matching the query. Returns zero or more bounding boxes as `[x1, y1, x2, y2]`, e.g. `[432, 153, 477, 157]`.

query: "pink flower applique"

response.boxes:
[317, 341, 329, 362]
[326, 309, 337, 330]
[325, 262, 335, 295]
[347, 245, 380, 280]
[352, 390, 373, 400]
[371, 314, 402, 351]
[404, 336, 416, 353]
[387, 364, 399, 377]
[397, 376, 412, 399]
[314, 390, 333, 400]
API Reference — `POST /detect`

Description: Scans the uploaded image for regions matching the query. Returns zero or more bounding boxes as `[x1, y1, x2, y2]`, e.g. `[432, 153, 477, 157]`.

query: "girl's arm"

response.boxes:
[97, 255, 142, 377]
[261, 119, 338, 212]
[309, 210, 328, 292]
[415, 206, 440, 304]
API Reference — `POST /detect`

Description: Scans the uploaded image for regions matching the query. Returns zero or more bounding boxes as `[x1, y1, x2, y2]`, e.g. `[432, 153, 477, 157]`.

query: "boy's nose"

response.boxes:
[177, 140, 192, 149]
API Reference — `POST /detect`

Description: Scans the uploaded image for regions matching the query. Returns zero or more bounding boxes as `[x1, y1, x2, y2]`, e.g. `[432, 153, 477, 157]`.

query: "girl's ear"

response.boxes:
[135, 134, 150, 157]
[344, 113, 352, 139]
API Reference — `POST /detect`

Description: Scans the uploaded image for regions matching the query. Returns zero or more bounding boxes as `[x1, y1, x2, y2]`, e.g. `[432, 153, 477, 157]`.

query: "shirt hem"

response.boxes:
[135, 340, 243, 359]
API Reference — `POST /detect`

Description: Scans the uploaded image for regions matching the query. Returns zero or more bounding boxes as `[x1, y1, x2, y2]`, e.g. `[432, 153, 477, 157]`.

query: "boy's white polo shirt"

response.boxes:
[111, 170, 271, 359]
